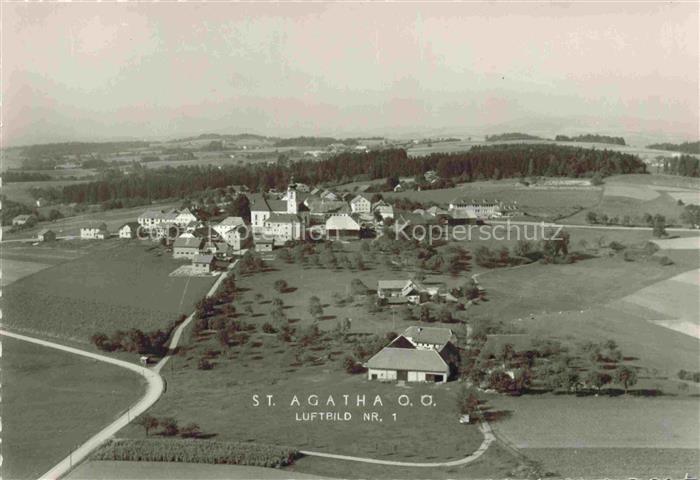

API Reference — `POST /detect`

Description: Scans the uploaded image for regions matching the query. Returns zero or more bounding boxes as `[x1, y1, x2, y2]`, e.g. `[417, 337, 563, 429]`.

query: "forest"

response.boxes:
[555, 134, 626, 146]
[485, 133, 543, 142]
[37, 144, 646, 207]
[647, 141, 700, 154]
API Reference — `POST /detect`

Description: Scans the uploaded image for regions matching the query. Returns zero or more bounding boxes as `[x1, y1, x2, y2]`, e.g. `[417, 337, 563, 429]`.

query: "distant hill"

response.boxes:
[555, 134, 626, 146]
[21, 141, 151, 158]
[646, 141, 700, 154]
[485, 132, 544, 142]
[167, 133, 275, 143]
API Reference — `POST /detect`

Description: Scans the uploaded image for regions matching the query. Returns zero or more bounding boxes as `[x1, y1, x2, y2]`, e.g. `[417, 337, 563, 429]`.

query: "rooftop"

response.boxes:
[367, 347, 448, 372]
[403, 326, 454, 347]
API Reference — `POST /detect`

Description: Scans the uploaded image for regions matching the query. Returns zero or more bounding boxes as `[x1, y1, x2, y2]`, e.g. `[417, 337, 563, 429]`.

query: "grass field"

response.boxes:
[121, 358, 485, 463]
[489, 395, 700, 477]
[1, 240, 214, 344]
[1, 243, 86, 286]
[1, 337, 144, 480]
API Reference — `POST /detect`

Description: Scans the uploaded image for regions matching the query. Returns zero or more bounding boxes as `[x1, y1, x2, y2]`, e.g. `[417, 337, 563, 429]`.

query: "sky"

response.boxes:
[2, 2, 698, 146]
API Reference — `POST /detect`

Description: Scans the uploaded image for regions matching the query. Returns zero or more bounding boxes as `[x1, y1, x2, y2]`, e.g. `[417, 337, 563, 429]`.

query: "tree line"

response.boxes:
[660, 155, 699, 177]
[647, 141, 699, 154]
[555, 134, 626, 146]
[44, 144, 645, 206]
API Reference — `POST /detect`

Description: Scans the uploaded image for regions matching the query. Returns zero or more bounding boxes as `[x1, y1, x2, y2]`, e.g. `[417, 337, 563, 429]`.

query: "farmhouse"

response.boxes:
[118, 222, 140, 239]
[12, 214, 34, 226]
[350, 194, 372, 214]
[326, 215, 360, 239]
[80, 223, 108, 240]
[191, 254, 215, 274]
[173, 236, 204, 259]
[37, 229, 56, 242]
[377, 280, 410, 301]
[366, 326, 458, 383]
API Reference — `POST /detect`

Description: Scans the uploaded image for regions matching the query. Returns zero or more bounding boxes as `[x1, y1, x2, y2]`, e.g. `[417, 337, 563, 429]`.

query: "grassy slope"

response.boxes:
[1, 337, 144, 480]
[1, 240, 213, 344]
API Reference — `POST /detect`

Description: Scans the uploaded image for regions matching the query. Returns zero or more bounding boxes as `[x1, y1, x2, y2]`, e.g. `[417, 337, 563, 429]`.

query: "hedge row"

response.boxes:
[92, 438, 300, 468]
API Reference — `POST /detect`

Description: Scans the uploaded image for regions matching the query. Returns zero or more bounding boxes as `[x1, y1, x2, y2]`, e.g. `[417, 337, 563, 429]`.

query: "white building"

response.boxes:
[213, 216, 246, 238]
[118, 222, 140, 239]
[448, 198, 503, 219]
[263, 213, 303, 245]
[350, 194, 372, 214]
[81, 223, 108, 240]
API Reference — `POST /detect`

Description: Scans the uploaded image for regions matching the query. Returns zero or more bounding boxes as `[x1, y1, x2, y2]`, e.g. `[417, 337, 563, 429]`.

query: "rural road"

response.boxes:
[300, 421, 495, 468]
[1, 260, 238, 480]
[0, 329, 164, 480]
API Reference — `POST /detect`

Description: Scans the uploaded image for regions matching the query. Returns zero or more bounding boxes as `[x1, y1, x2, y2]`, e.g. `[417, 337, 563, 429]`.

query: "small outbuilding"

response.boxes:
[37, 229, 56, 242]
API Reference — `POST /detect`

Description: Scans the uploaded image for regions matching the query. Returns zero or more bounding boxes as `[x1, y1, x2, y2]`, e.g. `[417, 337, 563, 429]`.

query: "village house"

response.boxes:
[325, 214, 361, 239]
[350, 194, 372, 214]
[213, 216, 246, 238]
[448, 198, 504, 220]
[263, 213, 303, 245]
[366, 326, 458, 383]
[12, 214, 35, 226]
[255, 238, 274, 252]
[377, 279, 449, 304]
[118, 222, 140, 239]
[173, 236, 204, 259]
[37, 229, 56, 242]
[191, 254, 215, 274]
[174, 208, 198, 227]
[373, 201, 394, 220]
[80, 223, 108, 240]
[219, 224, 249, 251]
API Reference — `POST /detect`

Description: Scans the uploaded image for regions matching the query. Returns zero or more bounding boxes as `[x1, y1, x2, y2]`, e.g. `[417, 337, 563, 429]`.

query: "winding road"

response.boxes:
[1, 260, 237, 480]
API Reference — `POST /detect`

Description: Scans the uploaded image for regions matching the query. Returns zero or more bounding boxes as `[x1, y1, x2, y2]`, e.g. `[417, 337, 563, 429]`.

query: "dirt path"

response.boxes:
[300, 421, 495, 467]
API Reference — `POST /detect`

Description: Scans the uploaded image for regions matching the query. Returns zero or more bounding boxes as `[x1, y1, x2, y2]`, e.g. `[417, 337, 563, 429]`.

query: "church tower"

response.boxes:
[287, 184, 298, 214]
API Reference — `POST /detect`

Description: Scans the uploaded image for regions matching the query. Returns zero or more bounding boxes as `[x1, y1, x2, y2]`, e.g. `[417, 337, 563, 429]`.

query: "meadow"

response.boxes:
[489, 395, 700, 477]
[1, 337, 144, 480]
[1, 240, 214, 344]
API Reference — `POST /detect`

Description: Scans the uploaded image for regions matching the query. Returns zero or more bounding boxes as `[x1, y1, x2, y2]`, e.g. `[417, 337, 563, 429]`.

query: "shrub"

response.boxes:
[159, 417, 179, 436]
[92, 438, 300, 467]
[262, 322, 277, 334]
[198, 358, 214, 370]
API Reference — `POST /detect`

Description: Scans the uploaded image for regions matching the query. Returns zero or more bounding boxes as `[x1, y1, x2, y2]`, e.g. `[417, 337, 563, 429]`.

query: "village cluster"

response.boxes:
[15, 178, 518, 278]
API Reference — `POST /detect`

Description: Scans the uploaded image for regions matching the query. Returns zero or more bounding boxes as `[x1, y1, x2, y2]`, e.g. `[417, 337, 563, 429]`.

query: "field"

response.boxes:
[618, 268, 700, 338]
[1, 240, 214, 344]
[1, 243, 87, 286]
[489, 395, 700, 477]
[1, 337, 144, 480]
